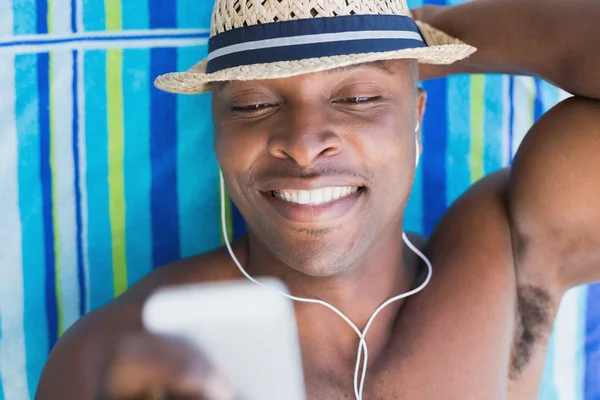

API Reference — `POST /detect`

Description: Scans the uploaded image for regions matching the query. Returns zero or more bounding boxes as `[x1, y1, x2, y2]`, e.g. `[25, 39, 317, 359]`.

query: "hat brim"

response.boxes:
[154, 21, 476, 95]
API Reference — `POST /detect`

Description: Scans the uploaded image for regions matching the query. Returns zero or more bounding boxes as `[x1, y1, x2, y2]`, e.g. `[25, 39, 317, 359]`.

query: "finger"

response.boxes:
[101, 332, 235, 400]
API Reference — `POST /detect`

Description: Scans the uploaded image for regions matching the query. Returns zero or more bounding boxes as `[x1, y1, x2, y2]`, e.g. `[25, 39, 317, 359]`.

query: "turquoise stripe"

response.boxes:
[575, 287, 588, 400]
[406, 0, 424, 8]
[177, 0, 212, 29]
[176, 46, 222, 257]
[445, 75, 471, 205]
[15, 53, 50, 397]
[122, 48, 153, 285]
[83, 0, 106, 31]
[12, 0, 38, 35]
[483, 75, 504, 173]
[539, 80, 560, 112]
[84, 50, 114, 309]
[539, 333, 559, 400]
[122, 0, 148, 29]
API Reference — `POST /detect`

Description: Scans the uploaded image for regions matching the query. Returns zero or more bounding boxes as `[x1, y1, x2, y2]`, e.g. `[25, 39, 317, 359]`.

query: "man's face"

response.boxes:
[212, 60, 426, 277]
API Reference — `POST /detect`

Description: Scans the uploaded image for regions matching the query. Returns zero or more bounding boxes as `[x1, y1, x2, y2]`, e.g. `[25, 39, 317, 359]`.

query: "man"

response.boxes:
[36, 0, 600, 399]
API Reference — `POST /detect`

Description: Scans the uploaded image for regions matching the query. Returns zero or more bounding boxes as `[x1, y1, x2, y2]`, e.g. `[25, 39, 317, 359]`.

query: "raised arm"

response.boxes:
[413, 0, 600, 99]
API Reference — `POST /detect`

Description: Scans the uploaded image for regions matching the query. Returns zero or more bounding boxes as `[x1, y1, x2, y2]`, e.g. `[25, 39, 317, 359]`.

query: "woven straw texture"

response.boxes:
[211, 0, 410, 36]
[155, 0, 477, 94]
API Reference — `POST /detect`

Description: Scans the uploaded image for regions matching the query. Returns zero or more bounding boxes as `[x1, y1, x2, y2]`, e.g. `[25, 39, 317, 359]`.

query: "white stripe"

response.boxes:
[0, 37, 209, 55]
[501, 75, 511, 166]
[49, 0, 72, 34]
[207, 30, 424, 62]
[51, 50, 81, 331]
[512, 76, 535, 157]
[76, 0, 84, 33]
[0, 29, 210, 44]
[553, 286, 586, 400]
[77, 49, 90, 313]
[0, 53, 31, 400]
[0, 1, 12, 40]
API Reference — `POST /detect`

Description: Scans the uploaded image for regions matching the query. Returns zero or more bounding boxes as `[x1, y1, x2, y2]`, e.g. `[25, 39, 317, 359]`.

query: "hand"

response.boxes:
[99, 332, 235, 400]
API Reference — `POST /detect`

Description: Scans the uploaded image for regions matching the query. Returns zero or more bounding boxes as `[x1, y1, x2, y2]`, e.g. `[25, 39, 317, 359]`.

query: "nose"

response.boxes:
[268, 105, 343, 166]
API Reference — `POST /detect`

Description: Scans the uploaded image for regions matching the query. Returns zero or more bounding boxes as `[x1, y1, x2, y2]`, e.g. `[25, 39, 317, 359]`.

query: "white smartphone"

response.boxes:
[142, 278, 306, 400]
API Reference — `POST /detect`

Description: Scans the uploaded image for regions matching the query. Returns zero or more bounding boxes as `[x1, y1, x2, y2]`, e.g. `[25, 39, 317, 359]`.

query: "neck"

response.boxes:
[243, 227, 419, 373]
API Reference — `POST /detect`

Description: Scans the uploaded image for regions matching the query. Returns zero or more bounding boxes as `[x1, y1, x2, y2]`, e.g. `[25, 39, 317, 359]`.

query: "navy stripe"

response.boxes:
[231, 203, 247, 240]
[508, 76, 515, 162]
[0, 32, 210, 48]
[38, 52, 58, 349]
[422, 77, 447, 236]
[36, 0, 48, 34]
[207, 37, 425, 73]
[150, 0, 180, 268]
[209, 14, 421, 52]
[585, 283, 600, 399]
[533, 78, 544, 122]
[72, 50, 86, 316]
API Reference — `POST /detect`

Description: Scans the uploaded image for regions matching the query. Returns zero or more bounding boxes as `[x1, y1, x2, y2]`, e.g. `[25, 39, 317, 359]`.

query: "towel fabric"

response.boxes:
[0, 0, 598, 399]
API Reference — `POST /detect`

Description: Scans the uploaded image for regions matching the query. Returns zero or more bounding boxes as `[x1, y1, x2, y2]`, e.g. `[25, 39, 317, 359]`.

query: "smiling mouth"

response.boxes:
[271, 187, 363, 206]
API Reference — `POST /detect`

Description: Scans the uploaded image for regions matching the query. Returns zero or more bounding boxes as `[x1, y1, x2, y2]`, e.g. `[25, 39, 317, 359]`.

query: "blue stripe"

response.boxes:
[483, 75, 504, 173]
[232, 204, 247, 240]
[38, 51, 58, 350]
[207, 37, 425, 73]
[85, 51, 114, 309]
[16, 53, 50, 398]
[422, 77, 447, 235]
[533, 79, 544, 122]
[0, 31, 210, 48]
[445, 75, 470, 205]
[123, 48, 153, 284]
[72, 50, 86, 317]
[585, 283, 600, 399]
[36, 0, 48, 34]
[83, 0, 106, 31]
[71, 0, 77, 32]
[508, 76, 515, 162]
[150, 0, 180, 267]
[13, 0, 38, 35]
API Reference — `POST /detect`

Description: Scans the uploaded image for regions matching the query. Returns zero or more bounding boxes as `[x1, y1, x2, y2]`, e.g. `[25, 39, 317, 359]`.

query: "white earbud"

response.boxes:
[415, 122, 421, 167]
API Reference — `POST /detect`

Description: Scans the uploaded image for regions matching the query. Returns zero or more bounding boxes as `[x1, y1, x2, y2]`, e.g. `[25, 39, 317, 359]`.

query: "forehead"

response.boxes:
[212, 59, 417, 93]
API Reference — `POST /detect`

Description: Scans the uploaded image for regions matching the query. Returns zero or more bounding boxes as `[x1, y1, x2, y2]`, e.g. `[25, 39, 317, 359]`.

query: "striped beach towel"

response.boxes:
[0, 0, 598, 399]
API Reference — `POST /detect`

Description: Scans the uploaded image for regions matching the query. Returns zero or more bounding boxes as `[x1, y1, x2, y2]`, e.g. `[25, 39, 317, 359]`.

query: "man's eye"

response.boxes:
[231, 104, 273, 113]
[337, 96, 382, 105]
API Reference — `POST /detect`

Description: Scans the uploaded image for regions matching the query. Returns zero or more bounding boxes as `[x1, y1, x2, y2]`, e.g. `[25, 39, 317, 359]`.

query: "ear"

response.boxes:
[415, 88, 428, 150]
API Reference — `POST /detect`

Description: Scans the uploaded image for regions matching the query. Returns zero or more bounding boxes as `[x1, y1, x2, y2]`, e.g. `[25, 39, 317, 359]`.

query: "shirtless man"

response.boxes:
[36, 0, 600, 399]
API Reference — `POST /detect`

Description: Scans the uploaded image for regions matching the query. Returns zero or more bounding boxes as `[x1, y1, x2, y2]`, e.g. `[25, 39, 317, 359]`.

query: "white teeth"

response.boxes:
[274, 187, 360, 205]
[332, 187, 342, 200]
[311, 190, 324, 205]
[298, 190, 310, 205]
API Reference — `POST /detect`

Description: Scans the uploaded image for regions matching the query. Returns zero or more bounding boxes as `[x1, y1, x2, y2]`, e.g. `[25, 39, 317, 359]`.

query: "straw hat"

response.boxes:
[155, 0, 476, 94]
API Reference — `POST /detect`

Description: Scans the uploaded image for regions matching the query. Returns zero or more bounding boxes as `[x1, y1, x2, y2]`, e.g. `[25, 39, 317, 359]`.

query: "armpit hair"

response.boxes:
[510, 285, 554, 380]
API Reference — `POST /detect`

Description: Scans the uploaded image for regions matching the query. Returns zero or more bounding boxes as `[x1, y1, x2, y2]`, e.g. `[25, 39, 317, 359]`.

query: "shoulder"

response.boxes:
[36, 239, 247, 399]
